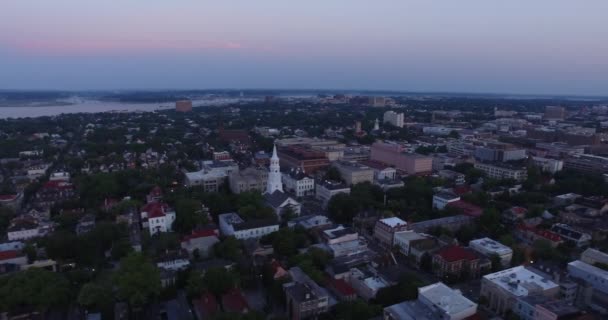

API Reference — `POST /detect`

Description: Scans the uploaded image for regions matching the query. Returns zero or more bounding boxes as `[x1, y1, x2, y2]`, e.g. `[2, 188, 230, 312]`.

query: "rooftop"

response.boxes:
[568, 260, 608, 281]
[378, 217, 407, 228]
[469, 238, 513, 256]
[419, 282, 477, 318]
[483, 266, 558, 297]
[436, 245, 478, 262]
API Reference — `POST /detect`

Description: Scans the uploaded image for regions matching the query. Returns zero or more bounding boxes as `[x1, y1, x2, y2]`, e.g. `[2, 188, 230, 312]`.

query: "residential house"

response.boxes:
[181, 228, 220, 258]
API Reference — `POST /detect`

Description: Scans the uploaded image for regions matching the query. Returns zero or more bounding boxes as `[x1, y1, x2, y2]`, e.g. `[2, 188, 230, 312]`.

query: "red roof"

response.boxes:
[330, 278, 356, 296]
[42, 180, 74, 190]
[181, 229, 219, 242]
[511, 206, 528, 215]
[141, 202, 169, 218]
[149, 186, 163, 197]
[221, 289, 249, 314]
[0, 194, 18, 201]
[436, 245, 478, 262]
[452, 185, 471, 196]
[193, 292, 218, 317]
[447, 200, 483, 217]
[0, 250, 20, 261]
[517, 225, 562, 242]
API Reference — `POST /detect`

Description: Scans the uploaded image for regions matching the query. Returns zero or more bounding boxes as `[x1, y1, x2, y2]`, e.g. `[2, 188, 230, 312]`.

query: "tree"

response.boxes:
[78, 282, 114, 312]
[332, 300, 382, 320]
[113, 253, 161, 308]
[478, 207, 502, 237]
[213, 236, 242, 261]
[174, 198, 207, 234]
[327, 193, 358, 224]
[0, 268, 71, 313]
[324, 167, 343, 182]
[186, 270, 205, 297]
[203, 267, 240, 296]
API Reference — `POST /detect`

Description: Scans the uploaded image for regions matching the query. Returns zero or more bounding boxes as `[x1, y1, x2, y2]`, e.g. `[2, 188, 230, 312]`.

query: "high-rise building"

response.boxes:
[383, 111, 404, 128]
[266, 145, 283, 194]
[175, 100, 193, 112]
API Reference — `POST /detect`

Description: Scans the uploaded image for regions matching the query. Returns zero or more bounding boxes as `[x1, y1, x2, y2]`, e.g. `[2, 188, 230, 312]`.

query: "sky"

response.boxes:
[1, 1, 608, 95]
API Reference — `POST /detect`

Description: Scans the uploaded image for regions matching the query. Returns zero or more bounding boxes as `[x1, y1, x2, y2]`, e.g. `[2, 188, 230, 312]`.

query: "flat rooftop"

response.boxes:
[483, 266, 558, 297]
[469, 237, 513, 255]
[378, 217, 407, 228]
[419, 282, 477, 317]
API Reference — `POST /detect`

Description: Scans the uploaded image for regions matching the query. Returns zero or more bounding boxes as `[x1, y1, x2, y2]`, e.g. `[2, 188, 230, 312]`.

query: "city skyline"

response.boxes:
[2, 1, 608, 95]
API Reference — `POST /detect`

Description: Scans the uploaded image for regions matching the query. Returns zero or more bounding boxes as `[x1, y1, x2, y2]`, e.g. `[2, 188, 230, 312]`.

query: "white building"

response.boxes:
[26, 164, 50, 180]
[481, 266, 559, 316]
[218, 213, 279, 240]
[333, 161, 374, 186]
[184, 160, 239, 192]
[140, 202, 176, 235]
[266, 144, 283, 194]
[282, 168, 315, 197]
[383, 111, 404, 128]
[348, 267, 391, 301]
[423, 126, 454, 136]
[315, 180, 350, 208]
[581, 248, 608, 266]
[384, 282, 477, 320]
[474, 162, 528, 181]
[374, 217, 408, 246]
[393, 231, 429, 256]
[156, 254, 190, 271]
[49, 172, 70, 181]
[7, 216, 54, 241]
[469, 237, 513, 267]
[531, 157, 564, 174]
[432, 192, 461, 210]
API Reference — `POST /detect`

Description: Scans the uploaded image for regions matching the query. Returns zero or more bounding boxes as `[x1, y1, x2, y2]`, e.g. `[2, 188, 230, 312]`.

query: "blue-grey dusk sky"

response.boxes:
[1, 1, 607, 95]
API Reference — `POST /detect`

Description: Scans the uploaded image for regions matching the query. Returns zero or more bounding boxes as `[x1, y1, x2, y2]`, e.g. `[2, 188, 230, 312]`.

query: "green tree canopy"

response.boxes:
[0, 268, 71, 313]
[113, 253, 161, 308]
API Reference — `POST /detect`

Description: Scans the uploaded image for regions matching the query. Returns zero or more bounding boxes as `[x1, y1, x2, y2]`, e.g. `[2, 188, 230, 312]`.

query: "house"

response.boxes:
[284, 267, 331, 320]
[469, 238, 513, 267]
[432, 192, 461, 210]
[7, 215, 54, 241]
[192, 292, 218, 320]
[315, 180, 350, 208]
[432, 245, 481, 280]
[348, 267, 392, 300]
[373, 217, 408, 246]
[221, 288, 250, 314]
[502, 206, 528, 226]
[394, 231, 433, 257]
[550, 224, 592, 247]
[0, 193, 23, 210]
[287, 215, 332, 230]
[270, 259, 289, 280]
[515, 225, 563, 248]
[282, 168, 315, 197]
[321, 225, 368, 258]
[32, 180, 76, 209]
[0, 250, 28, 267]
[264, 190, 302, 218]
[156, 251, 190, 271]
[140, 202, 176, 235]
[181, 228, 220, 258]
[446, 200, 483, 217]
[327, 278, 357, 302]
[218, 213, 279, 240]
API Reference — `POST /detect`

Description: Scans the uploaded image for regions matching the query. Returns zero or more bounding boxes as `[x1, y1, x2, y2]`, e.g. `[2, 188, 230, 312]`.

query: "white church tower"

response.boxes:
[266, 144, 283, 194]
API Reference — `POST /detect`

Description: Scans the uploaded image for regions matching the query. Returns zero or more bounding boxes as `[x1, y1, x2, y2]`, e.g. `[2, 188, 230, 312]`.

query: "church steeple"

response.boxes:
[266, 144, 283, 194]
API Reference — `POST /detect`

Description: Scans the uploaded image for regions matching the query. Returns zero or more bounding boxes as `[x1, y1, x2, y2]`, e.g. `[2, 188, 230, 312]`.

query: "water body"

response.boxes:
[0, 98, 256, 119]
